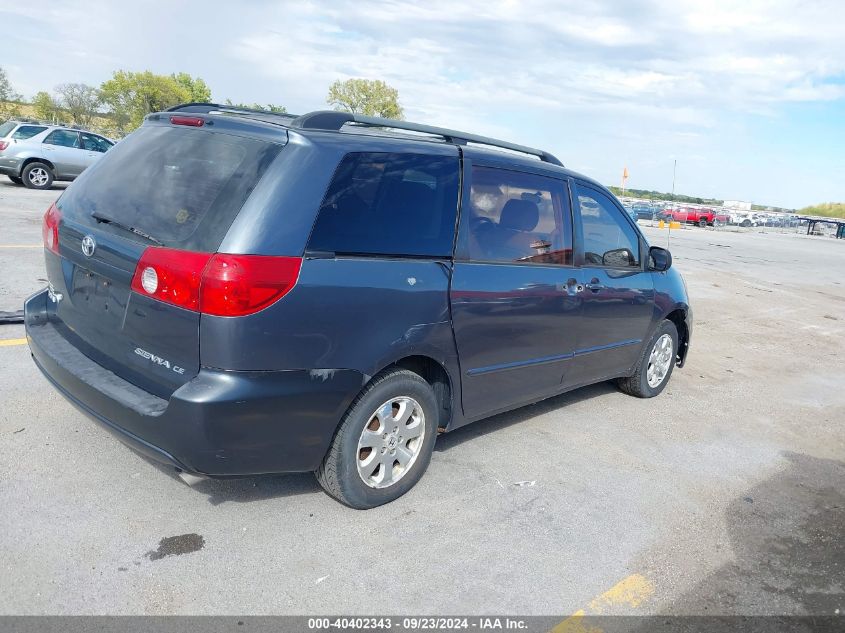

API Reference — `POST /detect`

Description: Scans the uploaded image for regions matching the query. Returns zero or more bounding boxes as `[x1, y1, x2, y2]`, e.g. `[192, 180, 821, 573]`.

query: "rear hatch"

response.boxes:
[48, 120, 284, 398]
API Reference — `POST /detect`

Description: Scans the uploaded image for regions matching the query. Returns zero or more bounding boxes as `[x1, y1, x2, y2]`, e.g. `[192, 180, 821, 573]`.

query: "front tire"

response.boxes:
[22, 162, 54, 190]
[617, 320, 679, 398]
[316, 369, 438, 509]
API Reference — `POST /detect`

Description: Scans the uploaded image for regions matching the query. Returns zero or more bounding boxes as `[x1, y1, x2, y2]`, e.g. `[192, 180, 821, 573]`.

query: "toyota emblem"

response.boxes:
[81, 235, 96, 257]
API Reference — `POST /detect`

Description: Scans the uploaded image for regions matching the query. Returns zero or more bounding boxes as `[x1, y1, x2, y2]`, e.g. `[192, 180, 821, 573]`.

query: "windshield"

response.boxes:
[0, 121, 17, 138]
[58, 125, 283, 252]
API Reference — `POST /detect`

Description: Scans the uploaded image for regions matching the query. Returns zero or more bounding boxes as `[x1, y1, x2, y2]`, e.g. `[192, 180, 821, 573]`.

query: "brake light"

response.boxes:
[0, 141, 8, 151]
[170, 116, 204, 127]
[200, 254, 302, 316]
[42, 203, 61, 254]
[131, 248, 211, 311]
[130, 248, 302, 316]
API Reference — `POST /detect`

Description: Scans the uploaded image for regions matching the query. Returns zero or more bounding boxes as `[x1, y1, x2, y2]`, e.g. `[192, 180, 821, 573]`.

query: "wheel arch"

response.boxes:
[664, 307, 690, 367]
[373, 355, 456, 431]
[21, 156, 56, 176]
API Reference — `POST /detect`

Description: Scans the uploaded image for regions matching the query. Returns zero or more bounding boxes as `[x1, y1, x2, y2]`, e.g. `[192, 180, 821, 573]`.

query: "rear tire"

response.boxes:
[698, 217, 707, 228]
[22, 162, 54, 190]
[617, 320, 679, 398]
[8, 175, 23, 185]
[316, 369, 438, 509]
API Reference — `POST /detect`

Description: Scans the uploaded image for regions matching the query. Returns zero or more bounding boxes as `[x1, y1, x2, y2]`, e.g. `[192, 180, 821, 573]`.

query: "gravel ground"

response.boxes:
[0, 179, 842, 617]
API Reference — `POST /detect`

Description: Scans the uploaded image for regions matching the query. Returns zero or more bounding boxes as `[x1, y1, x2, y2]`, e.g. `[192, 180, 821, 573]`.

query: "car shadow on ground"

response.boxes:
[140, 457, 322, 507]
[165, 381, 618, 506]
[434, 381, 616, 452]
[0, 179, 68, 190]
[644, 451, 844, 620]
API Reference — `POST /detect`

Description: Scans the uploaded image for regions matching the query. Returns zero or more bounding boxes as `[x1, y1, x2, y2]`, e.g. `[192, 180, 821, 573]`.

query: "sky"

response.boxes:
[2, 0, 844, 209]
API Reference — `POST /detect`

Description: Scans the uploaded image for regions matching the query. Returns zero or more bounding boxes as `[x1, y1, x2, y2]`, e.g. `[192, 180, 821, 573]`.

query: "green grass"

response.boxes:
[798, 202, 845, 219]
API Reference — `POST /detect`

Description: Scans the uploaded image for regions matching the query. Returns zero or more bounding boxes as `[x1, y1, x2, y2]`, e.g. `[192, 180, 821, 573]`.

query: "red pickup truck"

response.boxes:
[660, 207, 729, 227]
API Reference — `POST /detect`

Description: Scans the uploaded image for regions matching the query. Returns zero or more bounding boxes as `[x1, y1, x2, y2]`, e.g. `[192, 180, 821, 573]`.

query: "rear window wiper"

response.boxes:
[91, 212, 163, 246]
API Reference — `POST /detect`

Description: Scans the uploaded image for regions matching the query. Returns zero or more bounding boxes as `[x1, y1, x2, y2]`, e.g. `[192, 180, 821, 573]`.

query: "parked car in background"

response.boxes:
[630, 204, 655, 220]
[0, 121, 114, 189]
[659, 206, 728, 227]
[729, 211, 765, 227]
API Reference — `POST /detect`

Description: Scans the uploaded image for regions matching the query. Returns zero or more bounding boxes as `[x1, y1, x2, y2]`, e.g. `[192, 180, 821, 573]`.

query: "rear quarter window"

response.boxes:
[308, 152, 460, 258]
[12, 125, 48, 140]
[58, 125, 283, 252]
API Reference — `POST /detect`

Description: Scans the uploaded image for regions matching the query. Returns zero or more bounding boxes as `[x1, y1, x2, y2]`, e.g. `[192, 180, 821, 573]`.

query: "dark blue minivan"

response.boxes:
[25, 104, 692, 508]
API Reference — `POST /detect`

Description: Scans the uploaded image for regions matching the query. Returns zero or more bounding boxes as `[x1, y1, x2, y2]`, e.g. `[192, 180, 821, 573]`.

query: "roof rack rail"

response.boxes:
[167, 102, 296, 119]
[289, 110, 563, 166]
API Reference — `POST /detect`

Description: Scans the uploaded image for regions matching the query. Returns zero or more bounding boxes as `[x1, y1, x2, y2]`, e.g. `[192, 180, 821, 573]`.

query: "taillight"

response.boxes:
[200, 254, 302, 316]
[170, 116, 204, 127]
[130, 248, 211, 311]
[0, 141, 9, 151]
[130, 248, 301, 316]
[42, 203, 61, 254]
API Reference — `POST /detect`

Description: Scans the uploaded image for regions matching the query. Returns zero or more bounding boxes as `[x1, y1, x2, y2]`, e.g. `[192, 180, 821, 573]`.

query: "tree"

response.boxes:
[326, 78, 403, 119]
[32, 91, 62, 122]
[55, 83, 101, 127]
[172, 72, 212, 102]
[0, 66, 22, 118]
[99, 70, 210, 132]
[224, 99, 287, 113]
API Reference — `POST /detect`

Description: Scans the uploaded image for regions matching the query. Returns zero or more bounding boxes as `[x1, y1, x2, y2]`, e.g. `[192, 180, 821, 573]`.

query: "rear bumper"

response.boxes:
[25, 289, 364, 476]
[0, 156, 23, 177]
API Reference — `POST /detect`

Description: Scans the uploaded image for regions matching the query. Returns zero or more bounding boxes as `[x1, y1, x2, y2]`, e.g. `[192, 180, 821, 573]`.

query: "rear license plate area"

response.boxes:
[71, 266, 123, 323]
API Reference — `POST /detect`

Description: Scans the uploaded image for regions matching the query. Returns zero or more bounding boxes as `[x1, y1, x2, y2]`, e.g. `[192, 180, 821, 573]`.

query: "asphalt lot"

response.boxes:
[0, 178, 843, 617]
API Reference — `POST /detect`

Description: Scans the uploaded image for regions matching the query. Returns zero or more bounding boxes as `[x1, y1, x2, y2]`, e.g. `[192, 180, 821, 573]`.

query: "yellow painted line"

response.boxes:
[0, 338, 28, 347]
[0, 245, 41, 248]
[551, 574, 654, 633]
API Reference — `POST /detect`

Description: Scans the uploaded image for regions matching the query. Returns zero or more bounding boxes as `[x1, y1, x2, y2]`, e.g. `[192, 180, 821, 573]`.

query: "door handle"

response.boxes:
[584, 278, 605, 292]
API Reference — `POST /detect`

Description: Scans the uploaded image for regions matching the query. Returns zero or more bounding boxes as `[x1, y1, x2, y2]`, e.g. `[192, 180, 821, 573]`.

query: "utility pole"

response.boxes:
[668, 159, 677, 247]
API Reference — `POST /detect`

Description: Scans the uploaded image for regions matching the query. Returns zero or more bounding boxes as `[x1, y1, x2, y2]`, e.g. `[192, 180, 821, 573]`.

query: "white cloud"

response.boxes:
[1, 0, 843, 206]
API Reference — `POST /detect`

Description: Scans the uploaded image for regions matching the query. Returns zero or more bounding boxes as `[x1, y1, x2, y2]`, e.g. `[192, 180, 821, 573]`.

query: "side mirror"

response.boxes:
[602, 248, 635, 267]
[648, 246, 672, 272]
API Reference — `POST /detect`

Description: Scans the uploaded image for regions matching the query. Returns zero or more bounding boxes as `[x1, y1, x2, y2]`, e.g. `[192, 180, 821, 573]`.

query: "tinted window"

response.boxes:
[58, 126, 283, 252]
[11, 125, 47, 140]
[0, 121, 15, 138]
[44, 129, 80, 148]
[308, 152, 459, 258]
[463, 166, 572, 265]
[80, 132, 112, 153]
[575, 184, 640, 268]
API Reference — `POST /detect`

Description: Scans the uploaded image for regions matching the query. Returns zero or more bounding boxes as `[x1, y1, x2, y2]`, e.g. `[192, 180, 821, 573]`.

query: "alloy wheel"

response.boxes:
[647, 334, 673, 388]
[28, 168, 49, 187]
[356, 396, 426, 489]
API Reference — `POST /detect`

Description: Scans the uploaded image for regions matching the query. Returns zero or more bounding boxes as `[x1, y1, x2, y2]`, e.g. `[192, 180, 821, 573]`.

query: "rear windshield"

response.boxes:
[58, 125, 283, 251]
[0, 122, 16, 138]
